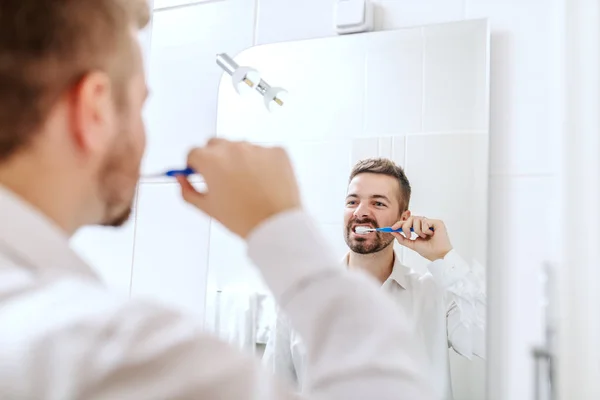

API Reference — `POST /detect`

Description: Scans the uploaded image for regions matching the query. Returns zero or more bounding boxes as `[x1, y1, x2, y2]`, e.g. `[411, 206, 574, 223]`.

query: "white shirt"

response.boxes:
[263, 250, 486, 399]
[0, 185, 437, 400]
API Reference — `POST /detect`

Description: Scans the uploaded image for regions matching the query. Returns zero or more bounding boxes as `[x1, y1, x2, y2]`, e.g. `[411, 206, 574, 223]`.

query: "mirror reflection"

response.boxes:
[206, 19, 489, 400]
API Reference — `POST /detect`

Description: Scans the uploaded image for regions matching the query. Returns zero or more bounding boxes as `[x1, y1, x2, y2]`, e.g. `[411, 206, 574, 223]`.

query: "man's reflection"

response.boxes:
[263, 158, 486, 399]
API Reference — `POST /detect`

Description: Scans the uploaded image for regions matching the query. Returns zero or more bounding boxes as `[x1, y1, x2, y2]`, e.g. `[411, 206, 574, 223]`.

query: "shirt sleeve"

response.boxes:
[1, 210, 437, 400]
[427, 249, 487, 359]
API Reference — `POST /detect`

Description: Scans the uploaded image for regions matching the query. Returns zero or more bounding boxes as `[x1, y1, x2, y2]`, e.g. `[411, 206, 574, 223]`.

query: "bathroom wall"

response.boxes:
[70, 1, 563, 399]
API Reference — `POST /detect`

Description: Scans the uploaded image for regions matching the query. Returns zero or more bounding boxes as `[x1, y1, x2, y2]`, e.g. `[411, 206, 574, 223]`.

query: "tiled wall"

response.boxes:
[70, 1, 562, 399]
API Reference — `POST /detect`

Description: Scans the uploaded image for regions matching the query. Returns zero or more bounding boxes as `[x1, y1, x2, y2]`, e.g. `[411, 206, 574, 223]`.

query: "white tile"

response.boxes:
[283, 140, 352, 224]
[216, 36, 367, 142]
[402, 133, 488, 273]
[206, 221, 268, 292]
[131, 183, 211, 318]
[378, 136, 393, 159]
[320, 224, 350, 260]
[364, 28, 423, 136]
[138, 0, 154, 82]
[449, 352, 486, 400]
[467, 0, 562, 175]
[350, 135, 407, 169]
[390, 135, 406, 167]
[70, 216, 137, 294]
[487, 174, 559, 400]
[255, 0, 336, 45]
[423, 20, 488, 132]
[373, 0, 466, 31]
[142, 1, 255, 175]
[203, 218, 269, 330]
[351, 138, 379, 166]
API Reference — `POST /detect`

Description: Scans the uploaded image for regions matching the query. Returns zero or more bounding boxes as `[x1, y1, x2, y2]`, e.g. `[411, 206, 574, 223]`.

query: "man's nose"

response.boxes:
[353, 203, 370, 218]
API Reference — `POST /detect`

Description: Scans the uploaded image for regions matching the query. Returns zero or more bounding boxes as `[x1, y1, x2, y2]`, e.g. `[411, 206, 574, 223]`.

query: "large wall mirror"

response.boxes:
[205, 19, 490, 400]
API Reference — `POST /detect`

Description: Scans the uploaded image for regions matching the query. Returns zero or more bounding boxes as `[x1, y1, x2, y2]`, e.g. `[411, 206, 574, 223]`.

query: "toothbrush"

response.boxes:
[355, 226, 434, 235]
[142, 167, 196, 179]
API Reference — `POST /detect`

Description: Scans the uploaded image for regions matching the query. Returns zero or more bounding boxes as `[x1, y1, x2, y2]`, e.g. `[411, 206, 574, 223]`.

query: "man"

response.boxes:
[263, 158, 486, 399]
[0, 1, 441, 399]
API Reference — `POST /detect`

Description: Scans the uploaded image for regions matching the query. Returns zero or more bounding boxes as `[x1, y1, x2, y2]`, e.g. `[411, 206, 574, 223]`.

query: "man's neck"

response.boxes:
[348, 245, 395, 284]
[0, 157, 86, 236]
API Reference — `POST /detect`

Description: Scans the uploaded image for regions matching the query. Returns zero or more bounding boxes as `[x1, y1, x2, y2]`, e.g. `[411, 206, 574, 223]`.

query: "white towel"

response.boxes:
[214, 285, 257, 353]
[255, 293, 276, 344]
[211, 286, 277, 352]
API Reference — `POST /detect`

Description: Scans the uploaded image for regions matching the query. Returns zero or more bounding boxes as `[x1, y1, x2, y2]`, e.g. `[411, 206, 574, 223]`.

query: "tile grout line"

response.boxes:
[222, 130, 488, 149]
[201, 216, 214, 330]
[420, 27, 426, 133]
[363, 43, 369, 134]
[252, 0, 259, 46]
[488, 172, 557, 178]
[403, 135, 408, 169]
[128, 183, 142, 298]
[153, 0, 224, 13]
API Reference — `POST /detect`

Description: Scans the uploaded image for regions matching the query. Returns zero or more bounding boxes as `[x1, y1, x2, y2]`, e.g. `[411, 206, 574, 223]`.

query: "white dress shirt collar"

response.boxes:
[0, 184, 97, 281]
[342, 250, 410, 289]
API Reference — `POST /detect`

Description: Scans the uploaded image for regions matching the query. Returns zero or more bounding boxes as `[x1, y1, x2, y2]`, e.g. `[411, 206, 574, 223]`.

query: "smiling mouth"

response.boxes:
[353, 225, 375, 235]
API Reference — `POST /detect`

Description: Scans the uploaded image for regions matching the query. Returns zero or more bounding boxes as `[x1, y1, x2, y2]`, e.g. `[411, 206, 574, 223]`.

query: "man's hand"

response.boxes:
[391, 216, 453, 262]
[176, 139, 301, 238]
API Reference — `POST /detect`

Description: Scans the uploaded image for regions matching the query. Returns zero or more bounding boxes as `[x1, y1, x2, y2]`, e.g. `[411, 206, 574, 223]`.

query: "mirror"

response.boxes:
[205, 19, 489, 400]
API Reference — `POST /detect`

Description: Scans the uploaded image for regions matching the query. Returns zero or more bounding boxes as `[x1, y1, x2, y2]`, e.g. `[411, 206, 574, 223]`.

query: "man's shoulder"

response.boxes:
[391, 262, 445, 296]
[406, 269, 441, 291]
[0, 273, 252, 398]
[0, 272, 201, 340]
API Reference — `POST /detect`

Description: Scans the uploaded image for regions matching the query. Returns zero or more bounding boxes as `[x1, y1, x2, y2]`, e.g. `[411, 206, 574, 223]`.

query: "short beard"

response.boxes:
[98, 166, 135, 228]
[97, 129, 138, 228]
[347, 234, 394, 254]
[104, 206, 133, 228]
[344, 218, 395, 254]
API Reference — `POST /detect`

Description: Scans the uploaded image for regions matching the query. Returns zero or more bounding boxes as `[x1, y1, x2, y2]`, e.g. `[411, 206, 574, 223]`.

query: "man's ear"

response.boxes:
[70, 71, 115, 155]
[400, 209, 411, 220]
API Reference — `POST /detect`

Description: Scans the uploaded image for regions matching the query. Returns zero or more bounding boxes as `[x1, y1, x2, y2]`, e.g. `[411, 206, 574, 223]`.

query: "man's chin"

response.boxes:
[102, 207, 132, 228]
[350, 235, 376, 244]
[350, 245, 378, 255]
[347, 239, 394, 255]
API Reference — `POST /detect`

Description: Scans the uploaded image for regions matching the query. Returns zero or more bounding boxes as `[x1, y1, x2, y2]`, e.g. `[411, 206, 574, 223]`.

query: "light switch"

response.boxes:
[335, 0, 374, 35]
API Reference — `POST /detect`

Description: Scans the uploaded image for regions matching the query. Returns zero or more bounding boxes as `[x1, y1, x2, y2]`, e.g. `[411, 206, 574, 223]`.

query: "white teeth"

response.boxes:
[354, 226, 373, 235]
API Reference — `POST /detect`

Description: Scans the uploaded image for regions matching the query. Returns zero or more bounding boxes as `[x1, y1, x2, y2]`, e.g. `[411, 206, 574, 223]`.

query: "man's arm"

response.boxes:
[391, 216, 486, 359]
[428, 250, 486, 359]
[3, 211, 435, 399]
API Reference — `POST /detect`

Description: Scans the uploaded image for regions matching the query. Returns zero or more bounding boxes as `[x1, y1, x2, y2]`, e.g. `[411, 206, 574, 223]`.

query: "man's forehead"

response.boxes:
[347, 173, 398, 195]
[346, 174, 398, 200]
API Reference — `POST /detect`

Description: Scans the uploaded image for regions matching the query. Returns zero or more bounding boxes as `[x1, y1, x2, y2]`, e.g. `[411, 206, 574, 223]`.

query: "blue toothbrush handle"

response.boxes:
[377, 226, 434, 233]
[165, 167, 196, 177]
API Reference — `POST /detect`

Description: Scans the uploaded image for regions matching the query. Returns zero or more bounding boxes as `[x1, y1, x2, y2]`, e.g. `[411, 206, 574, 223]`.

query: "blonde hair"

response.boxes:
[0, 0, 150, 161]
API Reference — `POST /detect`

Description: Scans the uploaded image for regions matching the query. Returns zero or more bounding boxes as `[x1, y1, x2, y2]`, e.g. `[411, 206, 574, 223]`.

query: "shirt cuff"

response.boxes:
[246, 209, 339, 304]
[427, 249, 470, 288]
